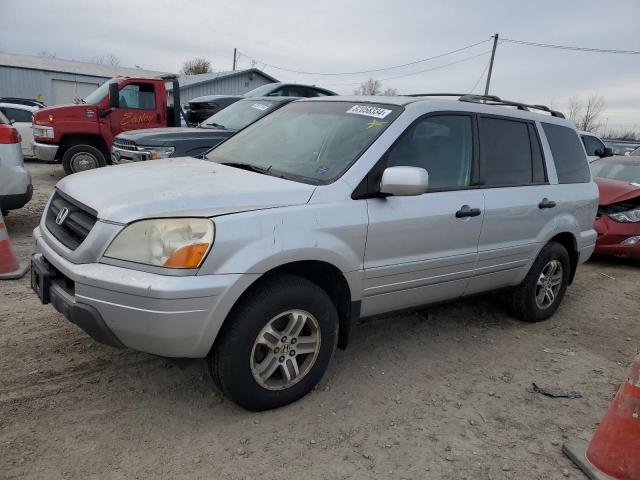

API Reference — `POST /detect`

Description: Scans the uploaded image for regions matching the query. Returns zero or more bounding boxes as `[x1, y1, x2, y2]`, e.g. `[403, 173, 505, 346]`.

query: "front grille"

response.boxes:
[45, 191, 97, 250]
[113, 138, 137, 151]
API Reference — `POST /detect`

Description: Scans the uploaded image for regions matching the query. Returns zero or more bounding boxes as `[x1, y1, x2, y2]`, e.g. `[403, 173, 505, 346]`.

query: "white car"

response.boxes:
[0, 103, 38, 158]
[578, 130, 612, 163]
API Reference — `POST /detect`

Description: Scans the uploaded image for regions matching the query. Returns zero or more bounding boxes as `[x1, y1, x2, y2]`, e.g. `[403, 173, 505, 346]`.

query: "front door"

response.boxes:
[361, 114, 484, 317]
[107, 81, 162, 143]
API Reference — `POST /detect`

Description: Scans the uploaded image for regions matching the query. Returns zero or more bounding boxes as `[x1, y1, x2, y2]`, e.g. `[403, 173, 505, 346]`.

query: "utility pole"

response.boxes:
[484, 33, 499, 96]
[232, 48, 237, 71]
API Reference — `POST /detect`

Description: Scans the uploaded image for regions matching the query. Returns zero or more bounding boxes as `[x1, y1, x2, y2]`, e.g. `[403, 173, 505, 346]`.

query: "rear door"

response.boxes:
[362, 113, 485, 317]
[466, 115, 554, 295]
[1, 106, 34, 157]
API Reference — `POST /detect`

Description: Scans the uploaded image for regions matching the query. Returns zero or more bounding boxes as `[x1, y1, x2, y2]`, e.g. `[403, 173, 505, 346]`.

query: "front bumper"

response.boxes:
[111, 145, 150, 164]
[33, 141, 59, 162]
[594, 216, 640, 260]
[33, 226, 258, 357]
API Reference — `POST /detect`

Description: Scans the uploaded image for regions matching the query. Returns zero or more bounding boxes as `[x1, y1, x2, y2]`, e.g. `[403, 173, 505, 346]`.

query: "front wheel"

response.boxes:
[62, 145, 106, 175]
[209, 274, 338, 411]
[505, 242, 571, 322]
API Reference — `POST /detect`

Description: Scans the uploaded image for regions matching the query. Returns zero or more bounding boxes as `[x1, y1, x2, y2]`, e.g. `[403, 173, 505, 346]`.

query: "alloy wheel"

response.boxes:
[535, 259, 563, 309]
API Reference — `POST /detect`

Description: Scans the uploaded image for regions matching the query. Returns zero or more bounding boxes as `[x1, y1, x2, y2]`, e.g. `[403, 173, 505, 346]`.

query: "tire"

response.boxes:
[62, 145, 106, 175]
[209, 274, 339, 411]
[505, 242, 571, 322]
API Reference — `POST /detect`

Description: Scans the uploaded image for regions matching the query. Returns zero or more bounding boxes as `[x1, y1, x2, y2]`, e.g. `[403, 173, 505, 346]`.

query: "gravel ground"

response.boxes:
[1, 161, 638, 479]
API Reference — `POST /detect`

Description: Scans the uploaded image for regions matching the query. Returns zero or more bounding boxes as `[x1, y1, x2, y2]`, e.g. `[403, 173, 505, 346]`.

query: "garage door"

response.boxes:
[51, 79, 100, 105]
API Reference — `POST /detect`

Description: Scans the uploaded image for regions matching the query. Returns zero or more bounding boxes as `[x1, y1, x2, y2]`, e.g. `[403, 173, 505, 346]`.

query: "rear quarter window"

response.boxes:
[542, 123, 590, 183]
[0, 111, 8, 124]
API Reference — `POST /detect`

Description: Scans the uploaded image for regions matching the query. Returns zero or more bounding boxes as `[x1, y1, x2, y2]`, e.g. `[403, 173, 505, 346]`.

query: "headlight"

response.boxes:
[33, 125, 54, 138]
[104, 218, 214, 269]
[609, 208, 640, 223]
[139, 145, 175, 160]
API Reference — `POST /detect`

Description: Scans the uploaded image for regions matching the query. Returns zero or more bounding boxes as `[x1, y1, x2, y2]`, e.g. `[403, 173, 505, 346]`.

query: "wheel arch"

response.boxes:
[548, 232, 579, 284]
[59, 134, 110, 162]
[210, 260, 358, 356]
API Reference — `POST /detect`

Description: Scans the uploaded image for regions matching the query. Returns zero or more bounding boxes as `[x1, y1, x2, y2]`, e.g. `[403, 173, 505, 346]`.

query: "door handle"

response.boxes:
[538, 198, 556, 209]
[456, 205, 482, 218]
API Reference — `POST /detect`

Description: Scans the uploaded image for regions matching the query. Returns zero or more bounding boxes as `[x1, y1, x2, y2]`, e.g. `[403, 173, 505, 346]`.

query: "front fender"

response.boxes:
[199, 202, 368, 297]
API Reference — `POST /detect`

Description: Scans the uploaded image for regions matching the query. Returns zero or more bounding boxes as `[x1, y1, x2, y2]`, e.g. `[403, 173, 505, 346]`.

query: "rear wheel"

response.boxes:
[505, 242, 570, 322]
[209, 274, 338, 411]
[62, 145, 106, 175]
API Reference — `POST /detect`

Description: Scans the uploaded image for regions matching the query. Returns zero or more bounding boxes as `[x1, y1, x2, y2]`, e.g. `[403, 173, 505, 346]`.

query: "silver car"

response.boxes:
[31, 94, 598, 410]
[0, 110, 32, 214]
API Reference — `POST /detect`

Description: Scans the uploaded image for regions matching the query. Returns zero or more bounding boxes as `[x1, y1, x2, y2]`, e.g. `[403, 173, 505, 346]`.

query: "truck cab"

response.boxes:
[32, 75, 182, 175]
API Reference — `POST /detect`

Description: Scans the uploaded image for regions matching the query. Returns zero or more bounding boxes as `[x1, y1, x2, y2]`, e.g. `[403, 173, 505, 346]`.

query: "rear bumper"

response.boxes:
[33, 141, 59, 162]
[0, 184, 33, 211]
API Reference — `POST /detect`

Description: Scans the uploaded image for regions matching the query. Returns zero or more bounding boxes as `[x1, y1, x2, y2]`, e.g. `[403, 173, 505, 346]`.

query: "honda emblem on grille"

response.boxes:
[55, 207, 69, 226]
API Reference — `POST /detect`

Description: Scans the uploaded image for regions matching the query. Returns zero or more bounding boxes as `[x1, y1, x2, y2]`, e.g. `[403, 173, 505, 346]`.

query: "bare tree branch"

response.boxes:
[565, 94, 607, 133]
[181, 57, 213, 75]
[354, 78, 397, 96]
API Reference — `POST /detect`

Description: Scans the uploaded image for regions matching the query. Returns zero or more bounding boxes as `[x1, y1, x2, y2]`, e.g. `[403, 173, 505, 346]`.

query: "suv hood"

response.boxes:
[116, 127, 231, 145]
[55, 157, 316, 224]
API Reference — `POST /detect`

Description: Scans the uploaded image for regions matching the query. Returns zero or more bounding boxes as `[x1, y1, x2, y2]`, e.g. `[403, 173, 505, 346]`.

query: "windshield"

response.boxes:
[206, 101, 402, 184]
[83, 79, 122, 105]
[591, 161, 640, 183]
[631, 146, 640, 156]
[202, 99, 283, 130]
[244, 83, 279, 97]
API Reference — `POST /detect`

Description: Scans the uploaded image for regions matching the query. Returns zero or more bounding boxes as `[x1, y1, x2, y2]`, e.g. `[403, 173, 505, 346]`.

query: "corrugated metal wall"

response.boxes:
[0, 66, 110, 105]
[173, 72, 273, 104]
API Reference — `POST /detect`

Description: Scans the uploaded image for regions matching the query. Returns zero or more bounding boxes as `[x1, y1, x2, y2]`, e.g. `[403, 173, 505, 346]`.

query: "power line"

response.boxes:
[470, 57, 491, 93]
[236, 38, 491, 76]
[500, 37, 640, 55]
[323, 50, 492, 86]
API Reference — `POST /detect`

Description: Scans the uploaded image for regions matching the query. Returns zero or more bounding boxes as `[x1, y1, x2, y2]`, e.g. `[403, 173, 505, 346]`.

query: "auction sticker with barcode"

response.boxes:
[346, 105, 392, 119]
[251, 103, 269, 111]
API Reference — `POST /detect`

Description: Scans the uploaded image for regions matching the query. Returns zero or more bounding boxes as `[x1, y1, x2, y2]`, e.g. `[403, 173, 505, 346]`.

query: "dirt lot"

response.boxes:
[1, 161, 638, 479]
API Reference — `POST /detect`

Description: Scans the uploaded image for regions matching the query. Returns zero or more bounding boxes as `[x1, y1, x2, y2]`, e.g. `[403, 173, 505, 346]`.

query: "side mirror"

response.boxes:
[108, 83, 120, 109]
[379, 166, 428, 196]
[602, 147, 614, 158]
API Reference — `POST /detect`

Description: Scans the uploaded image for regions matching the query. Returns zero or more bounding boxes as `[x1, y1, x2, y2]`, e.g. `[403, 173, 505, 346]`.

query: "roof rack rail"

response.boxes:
[404, 93, 565, 118]
[458, 94, 565, 118]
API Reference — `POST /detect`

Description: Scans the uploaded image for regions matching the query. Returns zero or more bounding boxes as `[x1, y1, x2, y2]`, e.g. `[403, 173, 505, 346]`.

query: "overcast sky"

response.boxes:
[1, 0, 639, 130]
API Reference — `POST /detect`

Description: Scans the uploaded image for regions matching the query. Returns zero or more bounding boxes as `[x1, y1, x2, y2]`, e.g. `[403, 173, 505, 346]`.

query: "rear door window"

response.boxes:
[4, 107, 32, 123]
[478, 117, 544, 186]
[543, 123, 590, 183]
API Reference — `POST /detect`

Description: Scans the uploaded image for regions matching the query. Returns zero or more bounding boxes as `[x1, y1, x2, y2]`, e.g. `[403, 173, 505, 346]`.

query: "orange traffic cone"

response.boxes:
[0, 210, 29, 280]
[563, 353, 640, 480]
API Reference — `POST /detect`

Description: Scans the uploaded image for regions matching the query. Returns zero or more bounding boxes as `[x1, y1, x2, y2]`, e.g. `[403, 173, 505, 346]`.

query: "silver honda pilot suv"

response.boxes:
[31, 94, 598, 410]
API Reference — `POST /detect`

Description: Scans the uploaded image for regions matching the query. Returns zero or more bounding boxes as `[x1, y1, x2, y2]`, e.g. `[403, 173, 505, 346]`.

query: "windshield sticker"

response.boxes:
[315, 165, 330, 176]
[367, 119, 387, 129]
[346, 105, 392, 119]
[251, 103, 269, 111]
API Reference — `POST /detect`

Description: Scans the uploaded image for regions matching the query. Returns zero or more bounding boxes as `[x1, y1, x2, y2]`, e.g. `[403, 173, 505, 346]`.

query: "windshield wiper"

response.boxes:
[221, 162, 272, 175]
[205, 122, 227, 129]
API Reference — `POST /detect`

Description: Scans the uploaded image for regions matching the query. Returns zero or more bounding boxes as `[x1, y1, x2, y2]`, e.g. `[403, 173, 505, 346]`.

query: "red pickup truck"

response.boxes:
[33, 75, 182, 174]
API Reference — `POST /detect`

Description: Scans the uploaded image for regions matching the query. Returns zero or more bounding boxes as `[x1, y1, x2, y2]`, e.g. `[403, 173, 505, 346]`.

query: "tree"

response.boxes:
[354, 78, 398, 96]
[566, 94, 607, 133]
[181, 57, 213, 75]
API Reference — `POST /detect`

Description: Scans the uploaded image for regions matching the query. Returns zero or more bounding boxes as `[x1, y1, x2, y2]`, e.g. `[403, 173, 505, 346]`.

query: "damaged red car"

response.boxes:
[590, 156, 640, 259]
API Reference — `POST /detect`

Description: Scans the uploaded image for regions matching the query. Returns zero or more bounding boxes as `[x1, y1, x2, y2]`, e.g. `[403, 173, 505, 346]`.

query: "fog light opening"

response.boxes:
[620, 236, 640, 246]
